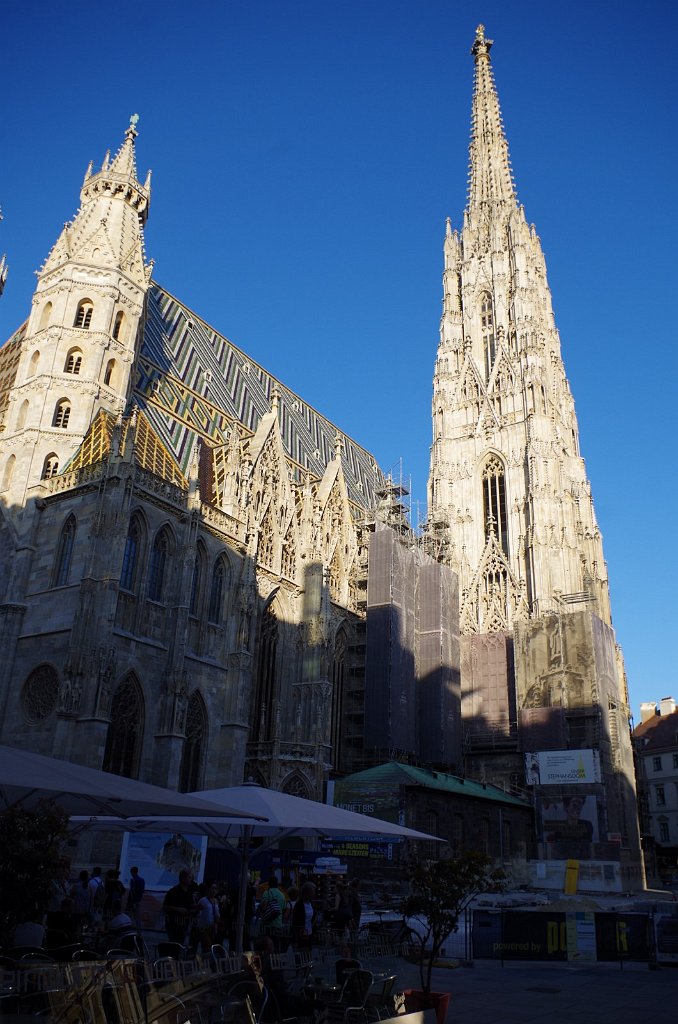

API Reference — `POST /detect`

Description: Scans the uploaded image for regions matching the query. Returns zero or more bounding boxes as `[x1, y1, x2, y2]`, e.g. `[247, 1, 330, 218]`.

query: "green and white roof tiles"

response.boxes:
[135, 284, 383, 509]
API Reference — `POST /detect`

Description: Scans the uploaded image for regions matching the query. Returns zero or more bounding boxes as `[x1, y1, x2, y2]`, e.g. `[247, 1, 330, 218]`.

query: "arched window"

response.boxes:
[189, 543, 206, 617]
[16, 399, 29, 430]
[103, 358, 116, 387]
[52, 514, 76, 587]
[112, 311, 125, 341]
[74, 299, 93, 330]
[2, 455, 15, 491]
[38, 302, 52, 332]
[21, 664, 59, 724]
[53, 400, 71, 429]
[64, 348, 83, 375]
[482, 455, 508, 555]
[480, 292, 496, 380]
[331, 630, 348, 770]
[103, 674, 144, 778]
[179, 691, 208, 792]
[41, 453, 59, 479]
[120, 516, 143, 592]
[208, 555, 230, 624]
[28, 350, 40, 376]
[252, 603, 278, 742]
[148, 527, 171, 602]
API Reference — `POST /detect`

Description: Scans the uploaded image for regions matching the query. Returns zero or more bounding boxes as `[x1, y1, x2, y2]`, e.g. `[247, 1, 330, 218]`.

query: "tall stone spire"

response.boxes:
[428, 27, 642, 887]
[0, 118, 153, 504]
[429, 27, 610, 633]
[468, 25, 516, 210]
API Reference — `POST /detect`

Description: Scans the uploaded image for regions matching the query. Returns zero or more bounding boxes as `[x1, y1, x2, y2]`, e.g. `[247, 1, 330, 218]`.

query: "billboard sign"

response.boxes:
[539, 794, 600, 846]
[119, 831, 208, 891]
[524, 749, 601, 786]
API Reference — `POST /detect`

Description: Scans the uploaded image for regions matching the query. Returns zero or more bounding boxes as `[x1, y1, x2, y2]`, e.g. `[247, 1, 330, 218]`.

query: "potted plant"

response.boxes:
[403, 851, 504, 1024]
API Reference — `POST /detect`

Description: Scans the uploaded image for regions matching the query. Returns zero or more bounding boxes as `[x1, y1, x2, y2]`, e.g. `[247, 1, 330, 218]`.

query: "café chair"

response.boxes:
[71, 949, 100, 961]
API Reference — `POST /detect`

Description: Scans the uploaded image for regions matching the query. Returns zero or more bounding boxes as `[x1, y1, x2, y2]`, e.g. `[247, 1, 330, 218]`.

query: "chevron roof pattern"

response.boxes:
[134, 284, 383, 509]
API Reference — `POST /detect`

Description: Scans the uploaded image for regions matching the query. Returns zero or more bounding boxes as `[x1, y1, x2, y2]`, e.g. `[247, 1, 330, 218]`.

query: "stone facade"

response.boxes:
[426, 27, 642, 885]
[0, 121, 388, 800]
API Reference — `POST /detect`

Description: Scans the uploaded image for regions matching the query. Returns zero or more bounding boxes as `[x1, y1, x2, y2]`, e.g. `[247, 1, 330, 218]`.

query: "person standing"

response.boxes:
[194, 882, 219, 953]
[162, 870, 196, 946]
[291, 881, 316, 949]
[127, 866, 146, 927]
[259, 876, 286, 951]
[87, 866, 105, 926]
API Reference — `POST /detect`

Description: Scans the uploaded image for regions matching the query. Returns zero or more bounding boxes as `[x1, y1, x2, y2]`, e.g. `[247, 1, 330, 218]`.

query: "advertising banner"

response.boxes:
[119, 831, 208, 891]
[539, 794, 599, 844]
[473, 910, 650, 962]
[524, 750, 601, 786]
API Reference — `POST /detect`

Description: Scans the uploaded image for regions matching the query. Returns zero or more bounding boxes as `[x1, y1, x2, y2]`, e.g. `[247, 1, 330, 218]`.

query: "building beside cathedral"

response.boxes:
[0, 27, 642, 888]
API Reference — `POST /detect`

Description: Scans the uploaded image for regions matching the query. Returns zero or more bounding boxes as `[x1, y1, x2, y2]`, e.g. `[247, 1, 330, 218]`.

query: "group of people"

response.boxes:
[11, 860, 146, 950]
[161, 871, 363, 955]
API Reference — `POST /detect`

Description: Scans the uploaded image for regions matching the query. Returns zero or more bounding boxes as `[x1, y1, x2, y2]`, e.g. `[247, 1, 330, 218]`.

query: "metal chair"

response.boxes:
[366, 975, 399, 1020]
[71, 949, 100, 961]
[322, 969, 374, 1024]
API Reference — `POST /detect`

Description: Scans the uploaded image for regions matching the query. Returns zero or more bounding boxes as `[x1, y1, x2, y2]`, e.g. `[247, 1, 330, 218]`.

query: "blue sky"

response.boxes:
[1, 0, 676, 721]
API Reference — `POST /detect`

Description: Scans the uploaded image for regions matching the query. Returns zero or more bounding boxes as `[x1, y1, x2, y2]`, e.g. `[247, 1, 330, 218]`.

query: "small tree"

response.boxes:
[0, 799, 70, 945]
[405, 851, 504, 996]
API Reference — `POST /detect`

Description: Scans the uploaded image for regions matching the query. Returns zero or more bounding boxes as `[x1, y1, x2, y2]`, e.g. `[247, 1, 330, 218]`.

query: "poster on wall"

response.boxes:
[539, 794, 599, 855]
[524, 750, 601, 786]
[119, 831, 208, 891]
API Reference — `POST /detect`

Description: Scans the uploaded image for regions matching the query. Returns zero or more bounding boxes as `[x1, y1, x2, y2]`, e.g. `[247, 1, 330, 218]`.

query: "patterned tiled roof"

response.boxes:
[134, 285, 383, 508]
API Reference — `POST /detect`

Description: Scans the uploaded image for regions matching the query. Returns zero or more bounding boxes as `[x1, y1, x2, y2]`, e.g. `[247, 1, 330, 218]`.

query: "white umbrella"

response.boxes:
[190, 783, 442, 951]
[0, 744, 262, 822]
[73, 782, 442, 951]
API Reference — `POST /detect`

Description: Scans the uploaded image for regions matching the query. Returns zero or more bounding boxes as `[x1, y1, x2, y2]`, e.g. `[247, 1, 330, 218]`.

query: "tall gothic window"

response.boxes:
[28, 350, 40, 376]
[2, 455, 15, 491]
[52, 514, 76, 587]
[208, 555, 230, 624]
[482, 455, 508, 555]
[179, 691, 208, 792]
[120, 516, 143, 592]
[41, 453, 59, 479]
[53, 400, 71, 429]
[74, 299, 93, 330]
[16, 400, 29, 430]
[103, 675, 144, 778]
[112, 311, 125, 341]
[189, 543, 206, 617]
[103, 359, 116, 387]
[148, 528, 171, 602]
[64, 348, 83, 375]
[480, 292, 496, 380]
[38, 302, 52, 332]
[331, 630, 347, 769]
[252, 603, 278, 742]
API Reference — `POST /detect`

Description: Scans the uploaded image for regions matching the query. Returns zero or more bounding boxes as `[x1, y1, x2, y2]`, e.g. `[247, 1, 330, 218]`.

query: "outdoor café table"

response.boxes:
[303, 977, 341, 1002]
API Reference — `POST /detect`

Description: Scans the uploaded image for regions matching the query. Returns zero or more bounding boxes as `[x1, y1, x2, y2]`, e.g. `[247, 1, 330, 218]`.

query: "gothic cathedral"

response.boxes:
[0, 27, 643, 887]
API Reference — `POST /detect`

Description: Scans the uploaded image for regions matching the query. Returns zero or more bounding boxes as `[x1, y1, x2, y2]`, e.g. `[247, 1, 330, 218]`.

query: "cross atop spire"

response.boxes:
[467, 25, 516, 209]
